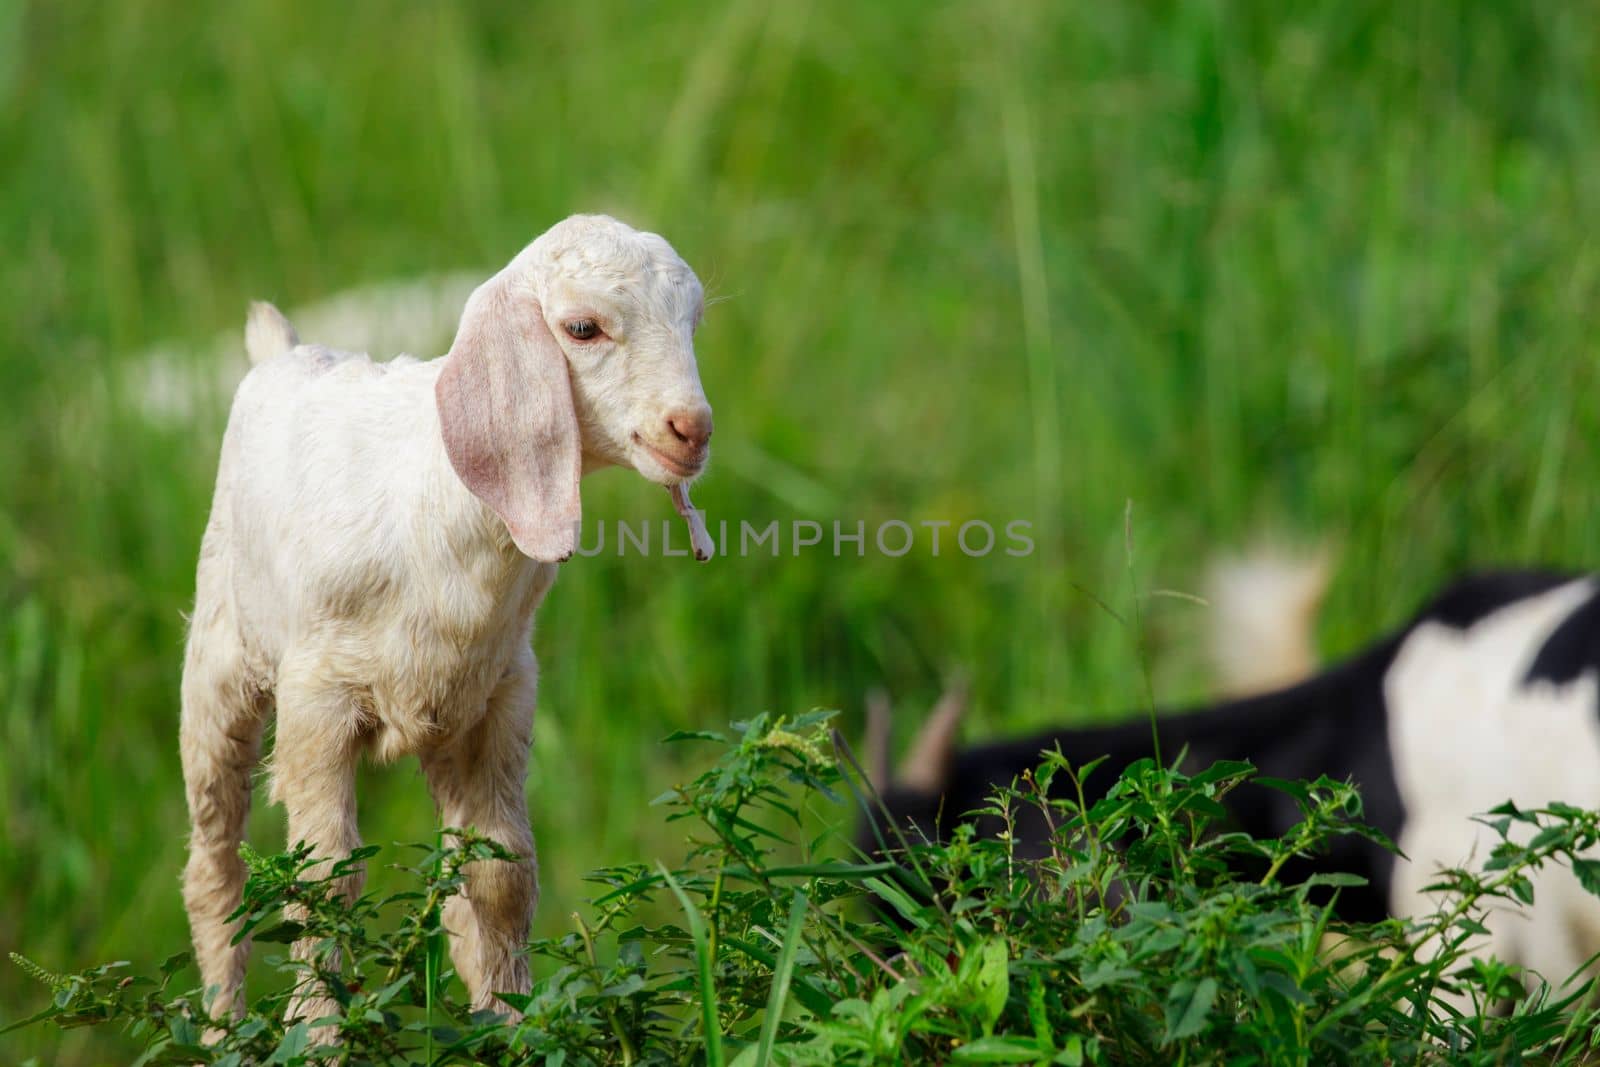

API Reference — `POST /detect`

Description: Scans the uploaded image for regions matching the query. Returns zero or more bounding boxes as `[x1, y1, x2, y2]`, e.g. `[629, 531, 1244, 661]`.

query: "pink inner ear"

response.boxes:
[436, 275, 583, 562]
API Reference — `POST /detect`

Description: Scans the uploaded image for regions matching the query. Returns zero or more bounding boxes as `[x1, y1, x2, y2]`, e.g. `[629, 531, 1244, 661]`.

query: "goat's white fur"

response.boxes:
[1385, 580, 1600, 1000]
[180, 215, 712, 1029]
[1222, 563, 1600, 1000]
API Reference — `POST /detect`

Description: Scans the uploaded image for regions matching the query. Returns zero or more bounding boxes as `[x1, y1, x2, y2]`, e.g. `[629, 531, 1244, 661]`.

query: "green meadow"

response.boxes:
[5, 2, 1600, 1061]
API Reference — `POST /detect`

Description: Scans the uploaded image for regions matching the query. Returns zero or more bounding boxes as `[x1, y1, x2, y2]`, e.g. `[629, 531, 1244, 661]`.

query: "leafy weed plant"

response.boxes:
[9, 712, 1600, 1064]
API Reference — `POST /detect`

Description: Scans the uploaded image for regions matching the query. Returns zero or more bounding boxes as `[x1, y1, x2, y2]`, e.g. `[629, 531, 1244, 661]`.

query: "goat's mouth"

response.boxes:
[632, 433, 706, 481]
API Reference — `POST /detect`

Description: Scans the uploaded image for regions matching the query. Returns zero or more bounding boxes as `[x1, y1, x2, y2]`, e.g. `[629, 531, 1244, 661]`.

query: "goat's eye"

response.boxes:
[564, 319, 600, 341]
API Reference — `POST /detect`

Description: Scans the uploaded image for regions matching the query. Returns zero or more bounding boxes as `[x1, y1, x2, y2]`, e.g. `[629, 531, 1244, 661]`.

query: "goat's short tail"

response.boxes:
[244, 301, 299, 364]
[1205, 544, 1333, 697]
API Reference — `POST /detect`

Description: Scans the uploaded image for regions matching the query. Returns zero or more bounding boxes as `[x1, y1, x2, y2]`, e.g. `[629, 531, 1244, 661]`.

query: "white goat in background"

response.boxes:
[180, 214, 715, 1026]
[871, 557, 1600, 1004]
[130, 272, 482, 424]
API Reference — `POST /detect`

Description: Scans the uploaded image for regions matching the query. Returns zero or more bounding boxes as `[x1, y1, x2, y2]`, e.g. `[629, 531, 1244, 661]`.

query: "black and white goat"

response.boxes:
[865, 565, 1600, 991]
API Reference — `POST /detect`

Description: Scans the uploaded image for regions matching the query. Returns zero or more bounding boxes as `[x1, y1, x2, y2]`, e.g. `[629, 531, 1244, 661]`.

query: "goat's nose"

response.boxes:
[666, 408, 714, 451]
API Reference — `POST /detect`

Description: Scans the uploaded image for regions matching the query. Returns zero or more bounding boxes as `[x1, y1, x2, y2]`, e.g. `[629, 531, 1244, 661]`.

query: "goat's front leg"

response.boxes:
[422, 647, 539, 1015]
[270, 666, 365, 1038]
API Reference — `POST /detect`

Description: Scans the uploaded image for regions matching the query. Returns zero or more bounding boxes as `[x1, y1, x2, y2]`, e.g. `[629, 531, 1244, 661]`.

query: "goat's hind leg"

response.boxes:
[422, 648, 539, 1015]
[180, 595, 268, 1025]
[270, 662, 365, 1038]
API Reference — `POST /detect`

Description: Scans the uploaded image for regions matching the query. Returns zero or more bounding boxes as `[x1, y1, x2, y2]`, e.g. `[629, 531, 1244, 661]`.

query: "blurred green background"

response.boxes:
[5, 1, 1600, 1060]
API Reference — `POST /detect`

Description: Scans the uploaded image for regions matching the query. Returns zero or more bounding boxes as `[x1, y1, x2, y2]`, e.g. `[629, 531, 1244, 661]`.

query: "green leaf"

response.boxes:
[1174, 794, 1231, 821]
[759, 861, 897, 879]
[1255, 777, 1310, 806]
[953, 1035, 1048, 1062]
[158, 952, 192, 978]
[1080, 961, 1140, 989]
[266, 1021, 310, 1064]
[1575, 858, 1600, 898]
[1300, 872, 1368, 889]
[1260, 972, 1311, 1006]
[370, 974, 414, 1007]
[1163, 976, 1218, 1043]
[1053, 1035, 1086, 1066]
[1189, 759, 1255, 786]
[1341, 790, 1364, 818]
[131, 1042, 212, 1067]
[1528, 825, 1569, 851]
[0, 1010, 55, 1036]
[863, 876, 928, 927]
[662, 729, 726, 744]
[975, 938, 1010, 1031]
[167, 1012, 199, 1047]
[591, 870, 667, 905]
[1074, 754, 1111, 784]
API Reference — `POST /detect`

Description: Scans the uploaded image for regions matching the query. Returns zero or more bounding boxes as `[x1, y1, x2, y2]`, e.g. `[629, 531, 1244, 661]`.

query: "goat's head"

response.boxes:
[436, 214, 713, 562]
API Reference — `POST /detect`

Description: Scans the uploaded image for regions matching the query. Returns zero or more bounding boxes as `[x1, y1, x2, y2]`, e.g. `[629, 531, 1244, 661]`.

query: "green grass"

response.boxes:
[4, 1, 1600, 1061]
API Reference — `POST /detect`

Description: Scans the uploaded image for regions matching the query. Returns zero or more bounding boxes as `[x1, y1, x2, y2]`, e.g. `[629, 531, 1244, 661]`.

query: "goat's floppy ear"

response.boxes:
[864, 688, 893, 792]
[894, 676, 970, 794]
[436, 270, 582, 562]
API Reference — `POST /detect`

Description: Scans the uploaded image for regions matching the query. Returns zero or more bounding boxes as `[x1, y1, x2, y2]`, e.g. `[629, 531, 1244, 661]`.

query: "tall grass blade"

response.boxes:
[752, 889, 808, 1067]
[660, 864, 724, 1067]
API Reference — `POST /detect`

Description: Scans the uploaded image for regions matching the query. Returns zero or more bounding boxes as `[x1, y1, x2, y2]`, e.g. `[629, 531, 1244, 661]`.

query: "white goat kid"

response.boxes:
[180, 214, 714, 1028]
